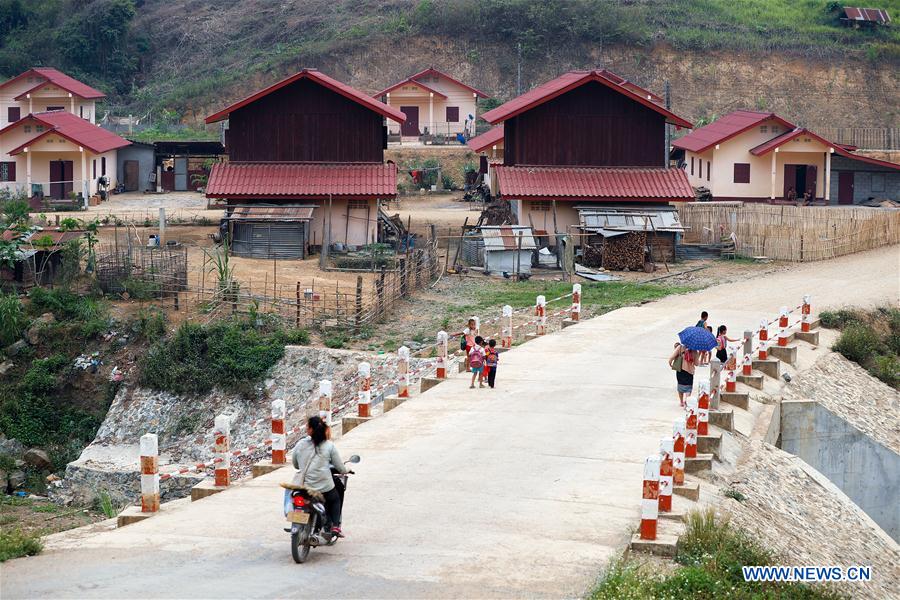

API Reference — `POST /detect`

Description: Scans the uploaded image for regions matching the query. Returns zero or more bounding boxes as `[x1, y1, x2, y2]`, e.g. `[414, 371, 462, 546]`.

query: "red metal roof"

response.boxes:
[374, 67, 489, 99]
[373, 77, 448, 99]
[494, 166, 694, 201]
[5, 111, 130, 155]
[672, 111, 796, 153]
[2, 228, 84, 250]
[206, 162, 398, 199]
[481, 70, 692, 128]
[0, 67, 106, 99]
[467, 125, 504, 153]
[750, 128, 900, 170]
[843, 7, 891, 23]
[205, 69, 406, 124]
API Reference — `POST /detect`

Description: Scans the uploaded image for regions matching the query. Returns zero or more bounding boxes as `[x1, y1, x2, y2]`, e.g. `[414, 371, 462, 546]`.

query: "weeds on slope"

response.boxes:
[591, 509, 845, 600]
[820, 306, 899, 388]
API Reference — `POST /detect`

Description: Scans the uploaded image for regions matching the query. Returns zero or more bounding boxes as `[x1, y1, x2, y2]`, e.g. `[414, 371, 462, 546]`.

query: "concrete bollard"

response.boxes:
[535, 295, 546, 335]
[214, 415, 230, 487]
[659, 439, 674, 513]
[672, 418, 686, 485]
[743, 330, 753, 359]
[501, 305, 513, 348]
[742, 353, 752, 376]
[397, 346, 410, 398]
[571, 284, 581, 322]
[697, 381, 710, 436]
[725, 366, 737, 392]
[709, 358, 722, 410]
[759, 339, 768, 360]
[778, 328, 789, 347]
[436, 331, 449, 378]
[271, 399, 286, 465]
[759, 318, 769, 346]
[640, 455, 661, 540]
[318, 380, 332, 426]
[801, 294, 812, 332]
[685, 397, 698, 459]
[140, 433, 160, 512]
[357, 362, 371, 418]
[779, 306, 789, 329]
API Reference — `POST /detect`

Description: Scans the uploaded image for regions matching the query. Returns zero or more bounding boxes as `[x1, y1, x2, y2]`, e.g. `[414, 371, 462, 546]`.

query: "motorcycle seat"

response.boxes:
[279, 483, 325, 502]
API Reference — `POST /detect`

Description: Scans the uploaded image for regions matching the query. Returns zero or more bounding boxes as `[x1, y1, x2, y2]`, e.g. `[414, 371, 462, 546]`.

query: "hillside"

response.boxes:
[1, 0, 899, 130]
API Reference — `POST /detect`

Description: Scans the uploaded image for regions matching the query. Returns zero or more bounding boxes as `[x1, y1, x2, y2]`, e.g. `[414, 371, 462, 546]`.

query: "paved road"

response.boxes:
[3, 247, 898, 599]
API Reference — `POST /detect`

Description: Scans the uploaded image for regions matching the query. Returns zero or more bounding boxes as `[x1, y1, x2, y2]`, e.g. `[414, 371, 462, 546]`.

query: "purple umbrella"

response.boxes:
[678, 326, 718, 352]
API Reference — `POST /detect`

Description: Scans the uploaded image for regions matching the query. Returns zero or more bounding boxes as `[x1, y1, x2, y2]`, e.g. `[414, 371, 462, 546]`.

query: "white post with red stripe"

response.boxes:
[742, 353, 752, 376]
[778, 327, 789, 347]
[318, 379, 332, 426]
[357, 361, 372, 418]
[501, 305, 513, 348]
[436, 331, 448, 378]
[640, 455, 661, 540]
[535, 295, 546, 335]
[725, 364, 737, 392]
[140, 433, 160, 512]
[659, 438, 674, 513]
[271, 399, 286, 465]
[801, 294, 812, 332]
[779, 306, 789, 328]
[685, 396, 698, 459]
[697, 381, 710, 436]
[214, 415, 230, 487]
[571, 284, 581, 322]
[672, 418, 686, 485]
[759, 338, 768, 360]
[397, 346, 410, 398]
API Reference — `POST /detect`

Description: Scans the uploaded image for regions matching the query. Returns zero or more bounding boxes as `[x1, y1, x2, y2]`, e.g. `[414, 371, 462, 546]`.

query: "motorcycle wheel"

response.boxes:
[291, 513, 315, 564]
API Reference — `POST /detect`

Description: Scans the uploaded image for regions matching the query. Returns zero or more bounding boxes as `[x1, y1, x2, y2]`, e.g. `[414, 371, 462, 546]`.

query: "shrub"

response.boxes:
[832, 323, 880, 364]
[133, 309, 167, 342]
[0, 529, 43, 562]
[324, 334, 347, 349]
[278, 328, 310, 345]
[869, 354, 899, 388]
[0, 292, 26, 347]
[121, 277, 161, 300]
[818, 309, 861, 329]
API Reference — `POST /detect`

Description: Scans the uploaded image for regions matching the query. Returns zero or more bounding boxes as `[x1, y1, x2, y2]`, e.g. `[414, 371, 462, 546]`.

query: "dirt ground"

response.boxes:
[0, 495, 106, 539]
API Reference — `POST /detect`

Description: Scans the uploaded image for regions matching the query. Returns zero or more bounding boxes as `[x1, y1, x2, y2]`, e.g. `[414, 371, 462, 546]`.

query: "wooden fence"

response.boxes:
[816, 127, 900, 151]
[677, 202, 900, 262]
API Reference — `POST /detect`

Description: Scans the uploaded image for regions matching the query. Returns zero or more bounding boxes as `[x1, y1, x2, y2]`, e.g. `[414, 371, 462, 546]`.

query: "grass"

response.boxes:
[0, 529, 43, 562]
[590, 509, 845, 599]
[95, 491, 118, 519]
[819, 306, 899, 388]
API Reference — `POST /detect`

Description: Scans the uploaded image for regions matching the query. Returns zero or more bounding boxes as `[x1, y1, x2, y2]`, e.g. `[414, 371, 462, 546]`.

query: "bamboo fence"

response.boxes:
[677, 202, 900, 262]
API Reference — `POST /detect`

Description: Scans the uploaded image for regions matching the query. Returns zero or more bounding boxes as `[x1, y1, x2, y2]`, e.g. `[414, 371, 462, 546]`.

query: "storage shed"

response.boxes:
[577, 205, 684, 265]
[117, 141, 155, 192]
[480, 225, 537, 275]
[226, 206, 315, 259]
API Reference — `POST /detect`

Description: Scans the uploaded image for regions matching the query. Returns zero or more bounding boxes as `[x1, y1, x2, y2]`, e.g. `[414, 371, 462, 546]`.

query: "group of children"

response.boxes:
[695, 311, 741, 366]
[462, 318, 499, 389]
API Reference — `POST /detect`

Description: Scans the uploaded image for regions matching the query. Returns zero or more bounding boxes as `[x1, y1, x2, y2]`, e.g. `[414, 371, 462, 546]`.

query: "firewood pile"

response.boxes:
[601, 232, 646, 271]
[581, 243, 604, 268]
[479, 198, 516, 226]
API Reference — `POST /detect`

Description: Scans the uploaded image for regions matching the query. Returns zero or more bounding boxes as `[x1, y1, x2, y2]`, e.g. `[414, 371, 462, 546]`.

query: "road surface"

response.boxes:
[2, 246, 898, 599]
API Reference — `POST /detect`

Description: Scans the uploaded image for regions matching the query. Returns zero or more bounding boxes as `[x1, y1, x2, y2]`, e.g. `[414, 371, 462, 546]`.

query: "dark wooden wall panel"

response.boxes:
[228, 78, 384, 162]
[504, 81, 665, 167]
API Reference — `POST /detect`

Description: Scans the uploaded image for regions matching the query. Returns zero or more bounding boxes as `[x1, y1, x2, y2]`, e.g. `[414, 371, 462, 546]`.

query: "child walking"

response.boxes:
[462, 318, 476, 369]
[484, 339, 499, 388]
[469, 335, 486, 389]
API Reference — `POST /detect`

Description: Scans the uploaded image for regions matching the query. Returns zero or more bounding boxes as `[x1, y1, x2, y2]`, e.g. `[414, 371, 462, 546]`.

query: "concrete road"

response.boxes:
[3, 247, 898, 599]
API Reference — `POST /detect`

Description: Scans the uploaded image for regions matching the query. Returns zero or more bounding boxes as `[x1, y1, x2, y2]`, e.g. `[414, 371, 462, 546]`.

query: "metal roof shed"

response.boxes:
[226, 206, 316, 260]
[480, 226, 537, 276]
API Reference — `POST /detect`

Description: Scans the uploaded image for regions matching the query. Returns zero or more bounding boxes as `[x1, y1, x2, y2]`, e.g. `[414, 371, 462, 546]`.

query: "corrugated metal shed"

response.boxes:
[481, 226, 537, 250]
[842, 7, 891, 23]
[228, 206, 315, 221]
[494, 166, 693, 201]
[206, 162, 398, 199]
[577, 207, 684, 234]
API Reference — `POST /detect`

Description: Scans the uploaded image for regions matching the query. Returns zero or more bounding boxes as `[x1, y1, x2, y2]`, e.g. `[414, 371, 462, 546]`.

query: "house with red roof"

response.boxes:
[204, 69, 406, 258]
[0, 68, 129, 204]
[480, 69, 695, 260]
[672, 110, 900, 204]
[374, 68, 488, 142]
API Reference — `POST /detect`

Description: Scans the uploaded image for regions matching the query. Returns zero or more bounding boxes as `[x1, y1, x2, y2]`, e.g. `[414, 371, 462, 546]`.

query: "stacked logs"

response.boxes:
[601, 232, 646, 271]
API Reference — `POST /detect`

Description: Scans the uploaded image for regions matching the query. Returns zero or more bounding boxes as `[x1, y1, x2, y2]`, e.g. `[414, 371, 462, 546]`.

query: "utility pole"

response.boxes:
[516, 42, 522, 96]
[664, 80, 671, 168]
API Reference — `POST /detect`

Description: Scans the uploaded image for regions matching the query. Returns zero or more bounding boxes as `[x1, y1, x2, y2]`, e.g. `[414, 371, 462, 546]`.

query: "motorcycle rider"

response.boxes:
[290, 416, 349, 537]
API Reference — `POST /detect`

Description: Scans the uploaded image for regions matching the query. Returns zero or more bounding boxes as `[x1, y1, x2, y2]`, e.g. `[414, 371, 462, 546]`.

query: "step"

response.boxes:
[419, 377, 443, 393]
[795, 330, 820, 345]
[752, 358, 781, 378]
[721, 391, 750, 410]
[708, 408, 734, 432]
[117, 505, 156, 527]
[525, 333, 539, 342]
[659, 508, 687, 522]
[630, 533, 679, 557]
[736, 373, 764, 389]
[769, 344, 798, 366]
[191, 479, 227, 502]
[684, 453, 714, 473]
[383, 394, 406, 412]
[561, 318, 578, 328]
[697, 433, 722, 457]
[251, 460, 284, 478]
[341, 415, 374, 435]
[674, 481, 700, 501]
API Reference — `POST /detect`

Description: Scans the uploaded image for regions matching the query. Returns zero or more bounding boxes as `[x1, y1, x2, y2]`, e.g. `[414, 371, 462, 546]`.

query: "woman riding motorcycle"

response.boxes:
[290, 416, 349, 537]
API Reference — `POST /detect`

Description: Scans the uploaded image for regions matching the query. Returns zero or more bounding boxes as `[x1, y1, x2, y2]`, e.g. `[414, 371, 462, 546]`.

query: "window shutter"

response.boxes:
[446, 107, 459, 122]
[8, 107, 20, 122]
[733, 163, 750, 184]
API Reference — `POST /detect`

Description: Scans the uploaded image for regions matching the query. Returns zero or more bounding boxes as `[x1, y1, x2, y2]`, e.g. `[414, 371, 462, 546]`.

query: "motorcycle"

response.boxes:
[281, 455, 360, 564]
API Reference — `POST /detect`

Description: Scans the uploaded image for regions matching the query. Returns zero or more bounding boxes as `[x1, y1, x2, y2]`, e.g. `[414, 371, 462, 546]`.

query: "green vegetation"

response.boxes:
[591, 510, 844, 599]
[0, 291, 26, 347]
[140, 319, 308, 396]
[820, 306, 899, 388]
[0, 528, 43, 562]
[95, 491, 119, 518]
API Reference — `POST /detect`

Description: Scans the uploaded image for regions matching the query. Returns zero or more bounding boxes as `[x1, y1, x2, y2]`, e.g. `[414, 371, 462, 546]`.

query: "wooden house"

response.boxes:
[672, 111, 900, 204]
[480, 69, 694, 261]
[204, 69, 406, 258]
[374, 68, 488, 142]
[0, 68, 130, 206]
